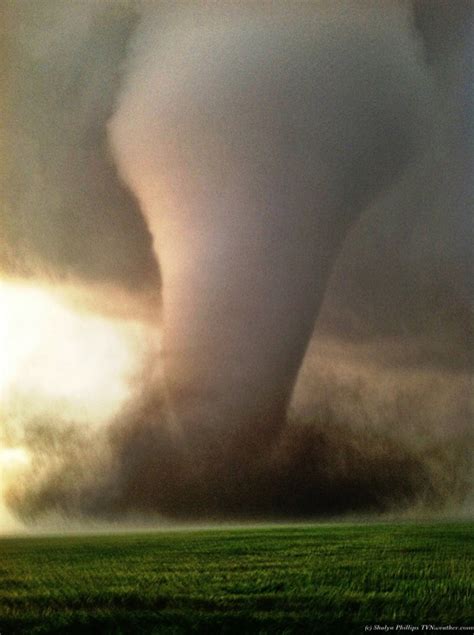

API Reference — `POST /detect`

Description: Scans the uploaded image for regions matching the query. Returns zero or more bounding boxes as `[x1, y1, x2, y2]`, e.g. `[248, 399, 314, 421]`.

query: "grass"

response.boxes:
[0, 522, 472, 633]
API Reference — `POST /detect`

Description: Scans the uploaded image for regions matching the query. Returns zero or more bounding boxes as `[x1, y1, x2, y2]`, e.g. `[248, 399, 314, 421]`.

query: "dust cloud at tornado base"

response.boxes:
[1, 2, 472, 524]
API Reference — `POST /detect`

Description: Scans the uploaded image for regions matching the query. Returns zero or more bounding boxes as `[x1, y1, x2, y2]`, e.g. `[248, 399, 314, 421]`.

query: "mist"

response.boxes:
[1, 1, 472, 527]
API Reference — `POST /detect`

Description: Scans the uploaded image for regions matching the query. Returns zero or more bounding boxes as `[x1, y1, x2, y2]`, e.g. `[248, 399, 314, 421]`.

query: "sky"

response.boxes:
[0, 1, 472, 532]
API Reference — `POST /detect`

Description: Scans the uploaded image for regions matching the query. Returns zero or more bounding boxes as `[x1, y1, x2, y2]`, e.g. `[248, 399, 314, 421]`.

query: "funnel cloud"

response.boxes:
[2, 1, 472, 524]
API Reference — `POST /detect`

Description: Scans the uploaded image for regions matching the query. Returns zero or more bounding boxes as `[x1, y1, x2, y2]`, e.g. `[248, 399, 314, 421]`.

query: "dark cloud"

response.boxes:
[1, 1, 159, 294]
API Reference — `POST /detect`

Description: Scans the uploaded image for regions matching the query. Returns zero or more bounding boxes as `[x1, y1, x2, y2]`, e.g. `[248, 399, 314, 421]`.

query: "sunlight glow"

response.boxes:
[0, 280, 146, 424]
[0, 446, 29, 470]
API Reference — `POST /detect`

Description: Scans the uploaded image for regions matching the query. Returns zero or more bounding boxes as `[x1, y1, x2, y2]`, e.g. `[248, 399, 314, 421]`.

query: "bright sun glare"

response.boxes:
[0, 280, 150, 507]
[0, 280, 145, 421]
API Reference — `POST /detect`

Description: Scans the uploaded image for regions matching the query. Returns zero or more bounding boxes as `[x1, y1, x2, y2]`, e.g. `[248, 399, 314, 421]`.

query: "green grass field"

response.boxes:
[0, 522, 472, 633]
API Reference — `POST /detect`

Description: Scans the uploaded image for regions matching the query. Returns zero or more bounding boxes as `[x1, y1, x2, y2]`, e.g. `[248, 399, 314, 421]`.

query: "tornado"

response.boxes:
[2, 1, 472, 523]
[109, 4, 432, 468]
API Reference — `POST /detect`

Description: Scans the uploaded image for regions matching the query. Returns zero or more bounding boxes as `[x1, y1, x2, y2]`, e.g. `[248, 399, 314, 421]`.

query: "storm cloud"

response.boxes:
[2, 1, 472, 524]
